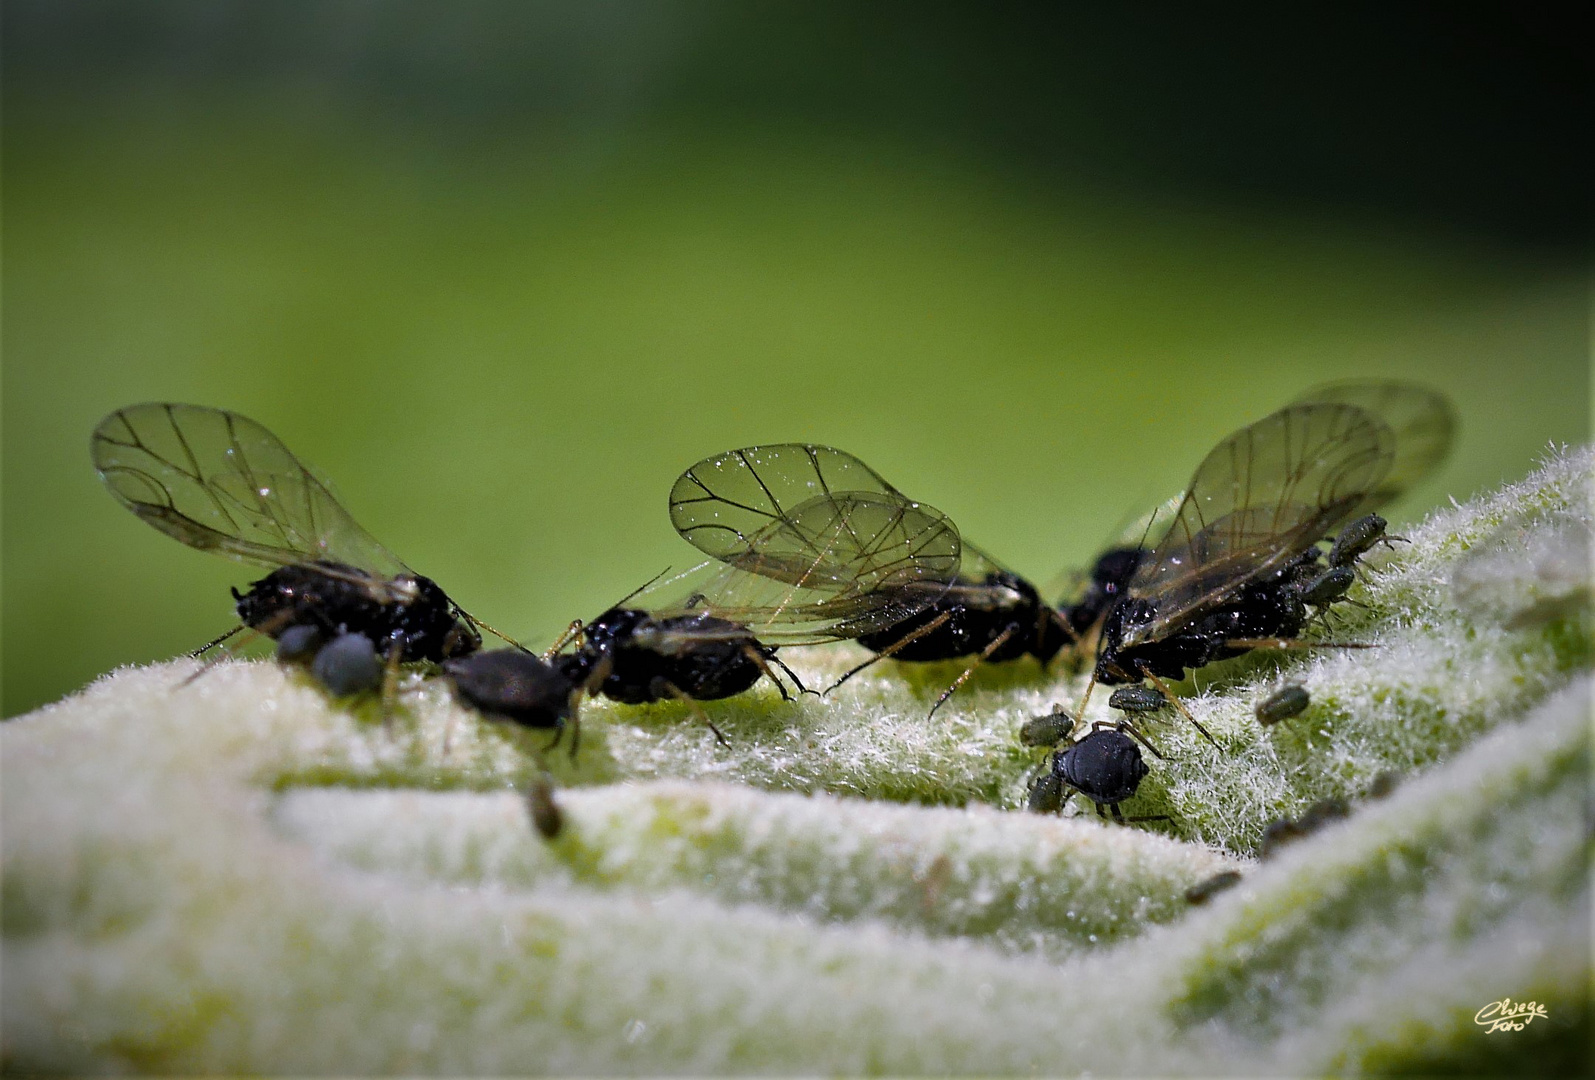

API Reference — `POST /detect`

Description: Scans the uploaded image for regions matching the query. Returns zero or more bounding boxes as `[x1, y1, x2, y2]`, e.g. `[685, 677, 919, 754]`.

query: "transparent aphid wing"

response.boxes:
[1291, 380, 1456, 510]
[1120, 402, 1394, 647]
[653, 490, 962, 644]
[91, 403, 408, 576]
[668, 444, 903, 563]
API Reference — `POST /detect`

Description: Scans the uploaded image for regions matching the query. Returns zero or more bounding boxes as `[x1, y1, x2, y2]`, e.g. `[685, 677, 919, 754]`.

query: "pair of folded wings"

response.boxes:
[90, 407, 966, 645]
[92, 381, 1454, 650]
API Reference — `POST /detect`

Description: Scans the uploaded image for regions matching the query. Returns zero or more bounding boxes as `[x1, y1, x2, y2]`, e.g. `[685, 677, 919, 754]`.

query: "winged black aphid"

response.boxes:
[92, 403, 496, 697]
[670, 444, 1068, 716]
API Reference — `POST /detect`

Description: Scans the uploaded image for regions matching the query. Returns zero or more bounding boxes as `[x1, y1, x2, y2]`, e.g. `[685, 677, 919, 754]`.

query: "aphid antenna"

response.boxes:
[190, 624, 246, 657]
[823, 609, 954, 694]
[1136, 664, 1217, 748]
[1044, 604, 1081, 652]
[925, 622, 1019, 720]
[177, 626, 266, 688]
[1092, 717, 1168, 761]
[461, 609, 533, 654]
[611, 565, 677, 609]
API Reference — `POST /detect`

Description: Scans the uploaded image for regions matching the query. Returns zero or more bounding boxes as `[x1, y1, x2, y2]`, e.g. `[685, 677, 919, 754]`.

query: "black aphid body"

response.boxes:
[1095, 550, 1320, 685]
[1085, 384, 1455, 707]
[445, 649, 577, 731]
[1063, 546, 1144, 635]
[233, 561, 479, 663]
[91, 404, 493, 701]
[1051, 727, 1150, 815]
[855, 570, 1068, 666]
[566, 606, 771, 705]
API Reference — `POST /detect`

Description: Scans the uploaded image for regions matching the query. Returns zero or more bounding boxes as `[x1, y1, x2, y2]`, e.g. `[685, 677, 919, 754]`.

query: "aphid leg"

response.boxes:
[1137, 665, 1217, 748]
[191, 624, 246, 657]
[540, 711, 580, 762]
[1043, 605, 1080, 657]
[1072, 665, 1100, 726]
[379, 636, 405, 733]
[743, 646, 811, 700]
[1093, 718, 1167, 761]
[656, 680, 729, 747]
[542, 620, 585, 661]
[825, 610, 954, 694]
[561, 688, 583, 761]
[926, 623, 1019, 720]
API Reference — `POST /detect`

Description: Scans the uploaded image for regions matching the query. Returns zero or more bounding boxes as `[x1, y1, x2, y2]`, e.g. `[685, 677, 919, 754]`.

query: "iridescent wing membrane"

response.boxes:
[666, 445, 962, 644]
[91, 403, 409, 579]
[1117, 402, 1394, 648]
[1291, 379, 1457, 513]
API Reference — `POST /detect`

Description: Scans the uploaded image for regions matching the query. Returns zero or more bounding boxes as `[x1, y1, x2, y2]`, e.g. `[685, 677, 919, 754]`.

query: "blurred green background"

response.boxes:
[3, 3, 1589, 717]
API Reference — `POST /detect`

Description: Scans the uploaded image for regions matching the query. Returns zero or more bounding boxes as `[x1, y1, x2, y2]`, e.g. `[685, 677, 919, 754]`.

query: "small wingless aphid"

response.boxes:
[443, 648, 581, 750]
[1031, 720, 1167, 824]
[1019, 708, 1076, 748]
[1185, 869, 1243, 905]
[92, 404, 497, 698]
[1255, 684, 1311, 725]
[1082, 380, 1455, 737]
[669, 444, 1069, 717]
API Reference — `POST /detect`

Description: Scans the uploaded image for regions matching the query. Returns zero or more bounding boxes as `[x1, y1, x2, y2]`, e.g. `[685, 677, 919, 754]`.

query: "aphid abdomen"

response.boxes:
[1298, 566, 1356, 607]
[1019, 709, 1075, 747]
[858, 574, 1065, 664]
[583, 608, 767, 704]
[234, 563, 386, 642]
[856, 602, 975, 660]
[1055, 729, 1148, 807]
[234, 564, 473, 664]
[660, 633, 765, 700]
[445, 649, 576, 730]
